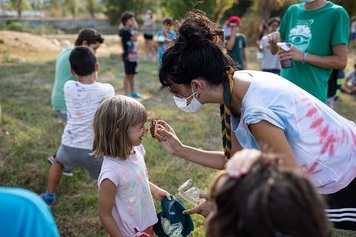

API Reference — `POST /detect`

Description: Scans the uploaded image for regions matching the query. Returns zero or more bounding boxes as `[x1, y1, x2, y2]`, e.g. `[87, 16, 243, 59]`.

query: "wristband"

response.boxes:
[302, 52, 308, 63]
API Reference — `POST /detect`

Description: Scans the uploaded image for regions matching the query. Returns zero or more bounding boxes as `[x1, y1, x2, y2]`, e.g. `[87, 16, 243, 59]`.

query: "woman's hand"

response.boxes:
[182, 193, 210, 218]
[155, 120, 184, 155]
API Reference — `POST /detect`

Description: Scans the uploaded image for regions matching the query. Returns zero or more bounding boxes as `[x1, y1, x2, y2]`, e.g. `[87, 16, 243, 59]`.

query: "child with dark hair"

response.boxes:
[49, 28, 105, 176]
[206, 149, 333, 237]
[119, 11, 141, 98]
[92, 95, 170, 237]
[41, 46, 115, 206]
[156, 17, 176, 67]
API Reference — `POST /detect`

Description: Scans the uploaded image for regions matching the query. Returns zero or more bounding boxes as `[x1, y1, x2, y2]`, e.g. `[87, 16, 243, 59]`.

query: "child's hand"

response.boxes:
[226, 149, 262, 178]
[153, 187, 171, 202]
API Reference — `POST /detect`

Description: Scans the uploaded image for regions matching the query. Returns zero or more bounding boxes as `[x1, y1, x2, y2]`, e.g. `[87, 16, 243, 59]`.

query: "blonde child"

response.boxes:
[92, 95, 170, 237]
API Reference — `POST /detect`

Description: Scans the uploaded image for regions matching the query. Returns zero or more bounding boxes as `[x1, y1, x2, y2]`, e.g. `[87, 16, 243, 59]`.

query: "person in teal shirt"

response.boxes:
[225, 16, 248, 70]
[51, 28, 104, 121]
[268, 0, 349, 103]
[49, 28, 104, 176]
[0, 187, 60, 237]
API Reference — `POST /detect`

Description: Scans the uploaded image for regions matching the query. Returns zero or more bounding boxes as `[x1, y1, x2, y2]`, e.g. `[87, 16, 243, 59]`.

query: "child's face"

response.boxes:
[125, 17, 136, 28]
[128, 122, 148, 146]
[162, 23, 171, 31]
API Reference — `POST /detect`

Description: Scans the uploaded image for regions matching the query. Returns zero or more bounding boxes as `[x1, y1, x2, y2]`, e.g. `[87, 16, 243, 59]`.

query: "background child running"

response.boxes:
[206, 149, 333, 237]
[41, 46, 115, 206]
[92, 95, 170, 237]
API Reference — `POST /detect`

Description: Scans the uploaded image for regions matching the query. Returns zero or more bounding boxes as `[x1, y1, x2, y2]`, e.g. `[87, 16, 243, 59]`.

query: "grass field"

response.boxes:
[0, 33, 355, 236]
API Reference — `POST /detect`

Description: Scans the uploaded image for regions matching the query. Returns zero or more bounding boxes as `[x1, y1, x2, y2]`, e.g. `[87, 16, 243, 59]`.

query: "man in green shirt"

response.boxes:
[268, 0, 349, 103]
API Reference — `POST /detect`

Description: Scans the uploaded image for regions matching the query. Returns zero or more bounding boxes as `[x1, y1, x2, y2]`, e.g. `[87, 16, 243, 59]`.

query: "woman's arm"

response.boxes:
[156, 120, 226, 169]
[99, 179, 123, 237]
[249, 120, 300, 170]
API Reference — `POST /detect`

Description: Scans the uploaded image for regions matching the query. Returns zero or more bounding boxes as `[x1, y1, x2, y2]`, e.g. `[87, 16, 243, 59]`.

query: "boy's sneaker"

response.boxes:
[129, 92, 142, 98]
[47, 154, 73, 177]
[40, 193, 55, 207]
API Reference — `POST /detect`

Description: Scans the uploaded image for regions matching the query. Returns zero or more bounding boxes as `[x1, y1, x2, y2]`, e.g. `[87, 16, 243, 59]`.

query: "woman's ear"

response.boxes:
[191, 79, 204, 93]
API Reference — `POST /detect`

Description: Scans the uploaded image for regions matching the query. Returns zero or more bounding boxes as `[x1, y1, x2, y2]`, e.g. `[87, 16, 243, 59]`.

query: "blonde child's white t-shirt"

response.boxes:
[98, 145, 157, 237]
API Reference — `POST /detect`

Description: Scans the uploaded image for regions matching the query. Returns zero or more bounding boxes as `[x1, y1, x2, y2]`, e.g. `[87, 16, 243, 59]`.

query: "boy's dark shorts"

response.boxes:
[123, 59, 138, 75]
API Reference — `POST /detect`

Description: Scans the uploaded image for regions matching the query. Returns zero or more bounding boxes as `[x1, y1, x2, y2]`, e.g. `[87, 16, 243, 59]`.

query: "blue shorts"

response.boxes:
[56, 144, 103, 179]
[351, 32, 356, 41]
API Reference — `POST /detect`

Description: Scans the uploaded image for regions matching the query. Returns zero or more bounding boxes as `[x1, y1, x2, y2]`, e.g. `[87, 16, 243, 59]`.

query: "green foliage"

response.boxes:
[86, 0, 97, 18]
[9, 0, 32, 17]
[0, 21, 58, 35]
[102, 0, 158, 25]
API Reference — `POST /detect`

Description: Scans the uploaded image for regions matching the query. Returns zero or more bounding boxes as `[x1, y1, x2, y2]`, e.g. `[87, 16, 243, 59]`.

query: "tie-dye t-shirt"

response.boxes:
[231, 70, 356, 195]
[98, 145, 157, 237]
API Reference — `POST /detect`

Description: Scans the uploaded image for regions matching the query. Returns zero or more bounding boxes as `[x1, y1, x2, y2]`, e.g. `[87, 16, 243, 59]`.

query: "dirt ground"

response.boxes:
[0, 31, 142, 62]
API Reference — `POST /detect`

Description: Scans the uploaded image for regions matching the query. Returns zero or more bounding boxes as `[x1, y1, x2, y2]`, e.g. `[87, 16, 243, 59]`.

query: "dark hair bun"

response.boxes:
[174, 11, 224, 52]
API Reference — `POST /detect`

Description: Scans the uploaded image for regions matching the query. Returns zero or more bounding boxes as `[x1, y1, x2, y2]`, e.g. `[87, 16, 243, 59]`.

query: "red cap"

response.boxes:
[227, 16, 241, 27]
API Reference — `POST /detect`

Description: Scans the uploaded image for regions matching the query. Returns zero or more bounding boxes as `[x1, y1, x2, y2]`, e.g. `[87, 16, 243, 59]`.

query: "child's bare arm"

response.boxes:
[99, 179, 123, 237]
[149, 182, 170, 201]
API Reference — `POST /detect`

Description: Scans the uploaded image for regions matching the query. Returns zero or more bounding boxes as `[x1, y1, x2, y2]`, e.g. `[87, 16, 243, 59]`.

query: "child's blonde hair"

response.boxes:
[92, 95, 147, 159]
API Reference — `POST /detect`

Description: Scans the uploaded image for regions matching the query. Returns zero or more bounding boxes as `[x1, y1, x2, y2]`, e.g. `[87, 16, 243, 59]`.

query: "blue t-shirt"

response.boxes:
[0, 188, 60, 237]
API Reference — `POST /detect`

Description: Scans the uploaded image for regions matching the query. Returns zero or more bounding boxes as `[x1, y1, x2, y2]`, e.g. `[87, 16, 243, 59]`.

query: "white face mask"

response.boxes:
[173, 87, 203, 113]
[300, 0, 315, 3]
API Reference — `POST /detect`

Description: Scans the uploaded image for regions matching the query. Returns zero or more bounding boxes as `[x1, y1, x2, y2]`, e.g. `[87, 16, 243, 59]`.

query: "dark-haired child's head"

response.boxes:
[69, 46, 97, 77]
[74, 28, 104, 48]
[162, 17, 173, 26]
[206, 154, 332, 237]
[121, 12, 135, 26]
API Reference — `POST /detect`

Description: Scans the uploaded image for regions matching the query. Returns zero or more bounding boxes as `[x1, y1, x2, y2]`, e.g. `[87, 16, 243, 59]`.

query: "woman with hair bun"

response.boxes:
[153, 11, 356, 230]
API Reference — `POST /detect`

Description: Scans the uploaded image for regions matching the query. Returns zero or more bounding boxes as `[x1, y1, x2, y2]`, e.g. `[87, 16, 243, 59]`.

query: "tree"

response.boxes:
[64, 0, 79, 19]
[251, 0, 298, 20]
[103, 0, 158, 25]
[159, 0, 234, 23]
[10, 0, 32, 18]
[86, 0, 97, 18]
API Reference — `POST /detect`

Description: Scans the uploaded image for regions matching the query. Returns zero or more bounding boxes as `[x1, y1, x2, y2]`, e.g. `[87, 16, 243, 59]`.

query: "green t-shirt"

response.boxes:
[225, 33, 247, 69]
[278, 2, 350, 103]
[51, 47, 76, 111]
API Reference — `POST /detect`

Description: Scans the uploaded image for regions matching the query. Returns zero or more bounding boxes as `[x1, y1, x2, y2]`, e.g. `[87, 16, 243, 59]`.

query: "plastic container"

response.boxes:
[277, 42, 293, 68]
[178, 179, 205, 206]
